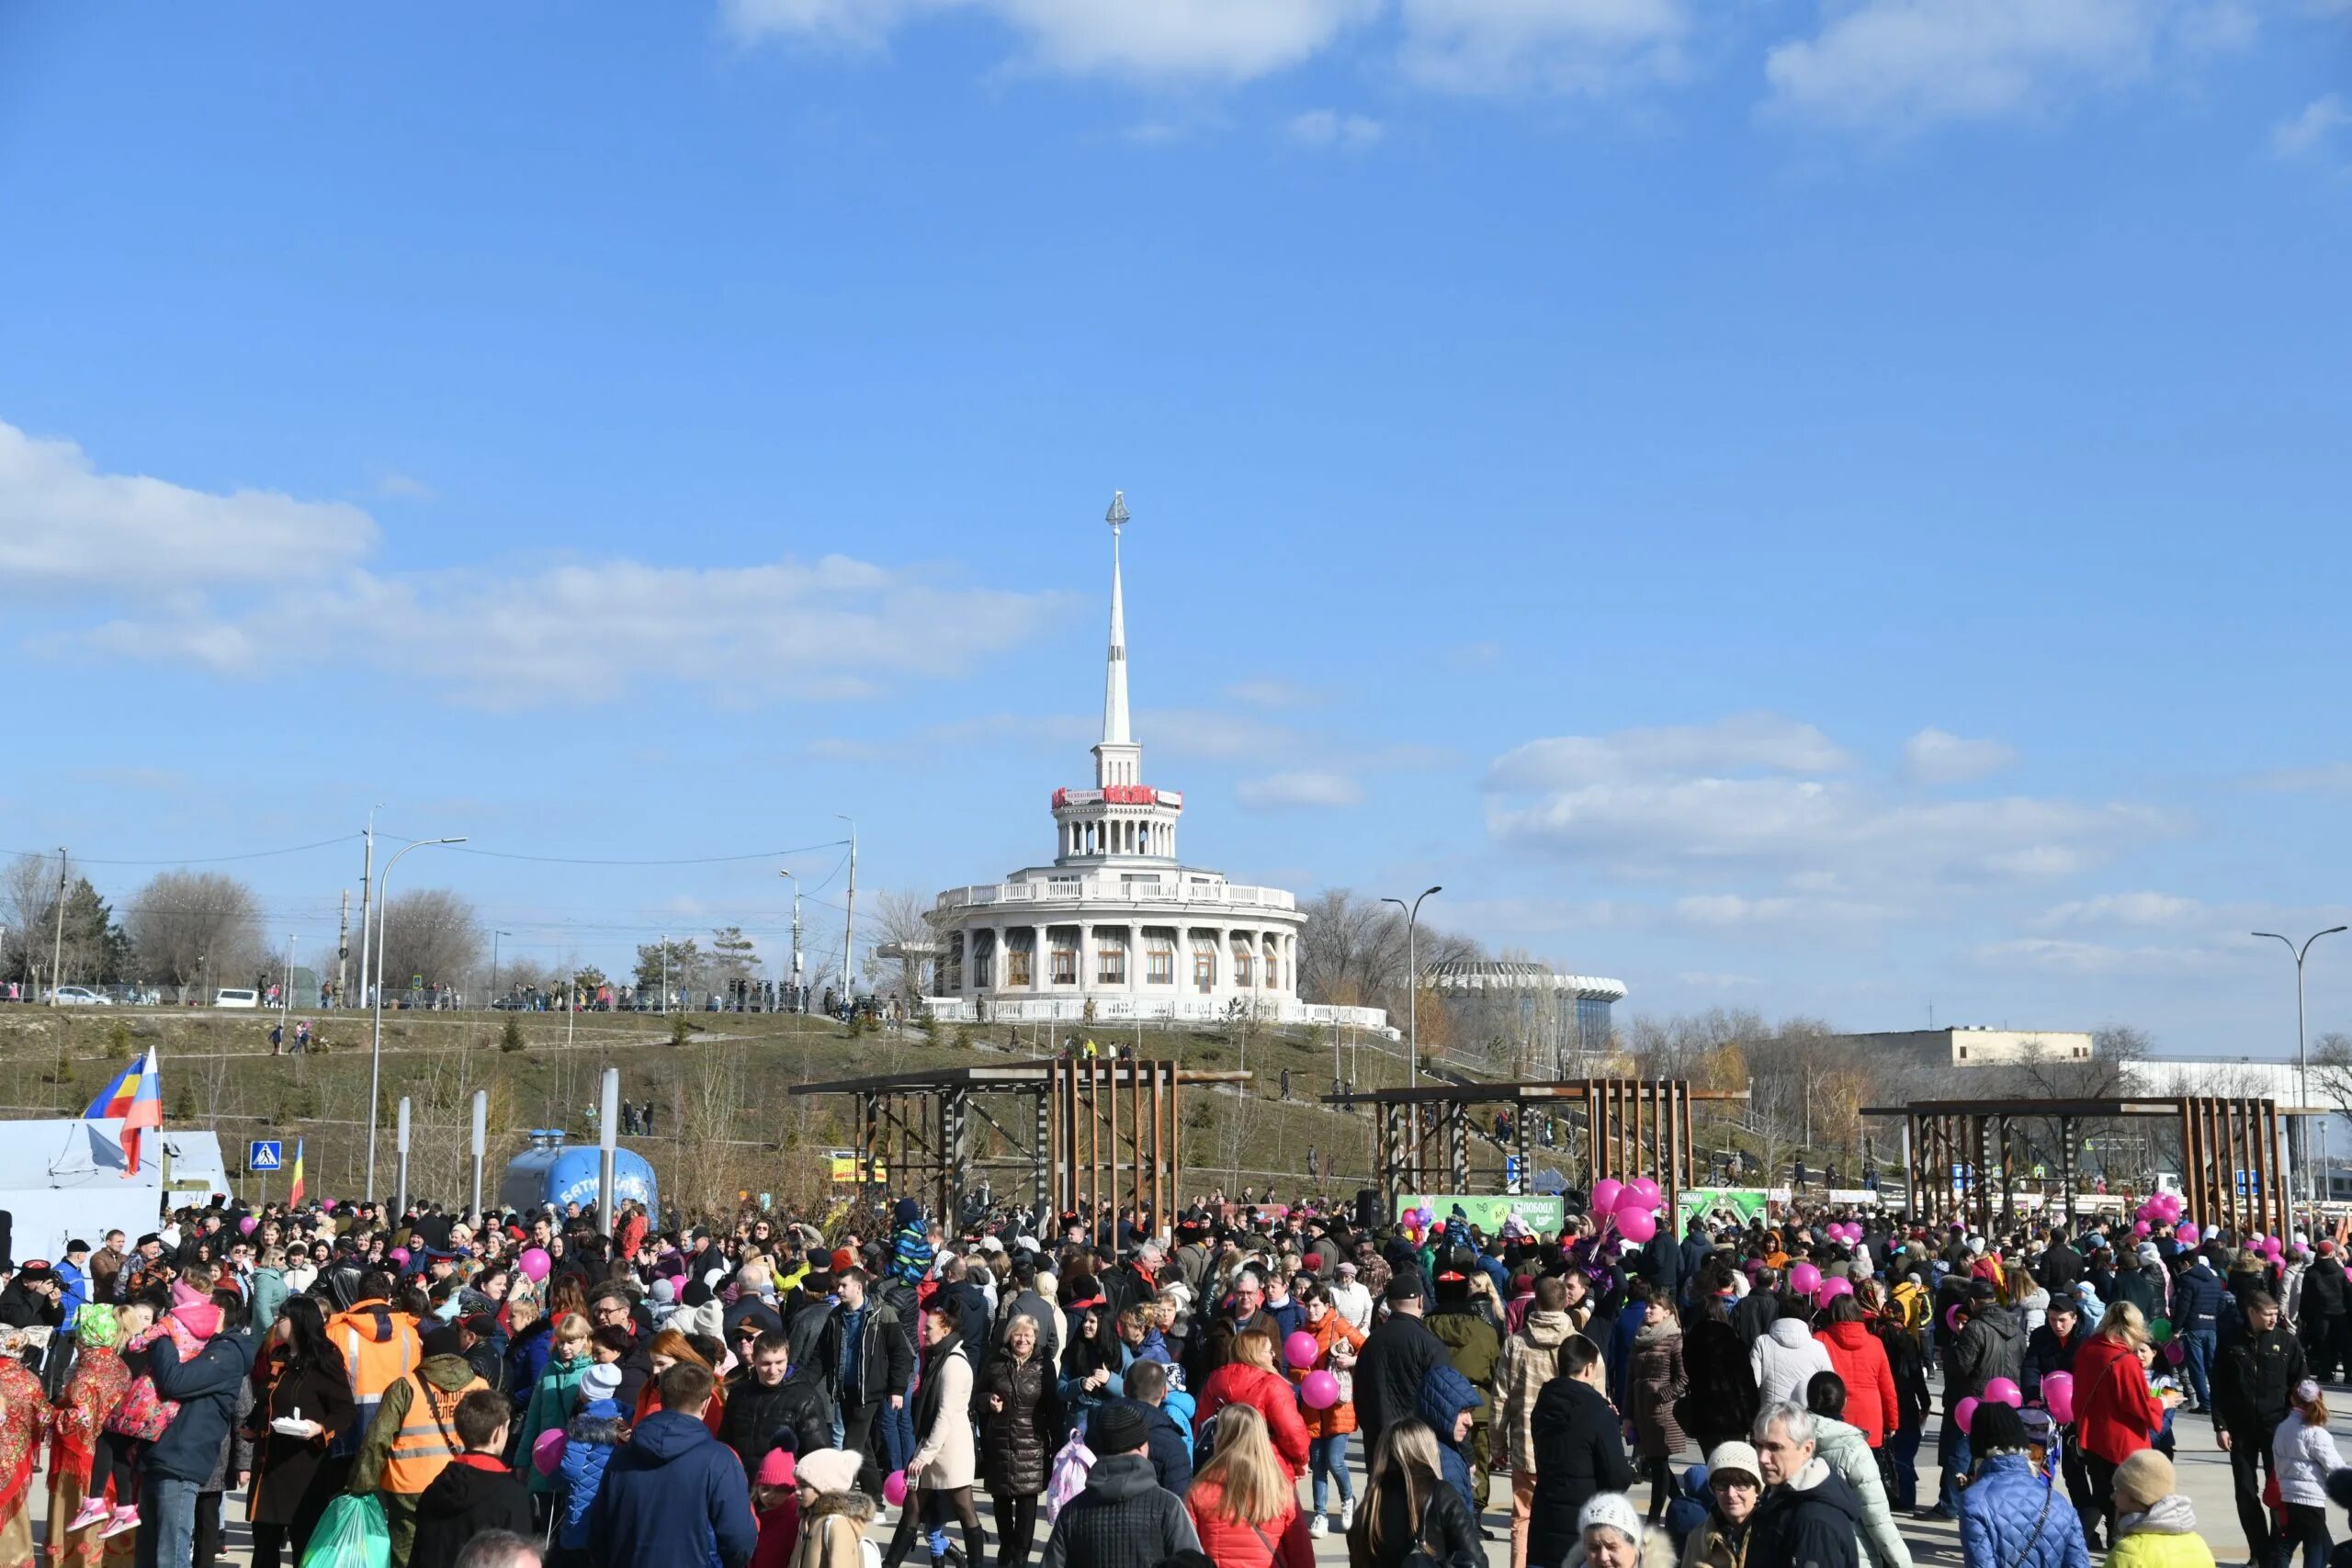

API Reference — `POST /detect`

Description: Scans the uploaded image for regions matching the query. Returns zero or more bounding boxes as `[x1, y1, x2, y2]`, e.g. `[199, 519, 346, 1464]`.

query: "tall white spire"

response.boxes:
[1092, 491, 1141, 789]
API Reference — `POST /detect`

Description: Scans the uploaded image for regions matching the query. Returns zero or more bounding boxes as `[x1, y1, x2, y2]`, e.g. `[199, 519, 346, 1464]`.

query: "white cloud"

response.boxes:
[1486, 713, 2172, 894]
[1763, 0, 2248, 132]
[1488, 712, 1849, 791]
[1286, 109, 1385, 149]
[1400, 0, 1689, 96]
[2274, 94, 2350, 158]
[724, 0, 1379, 81]
[1974, 935, 2234, 976]
[2034, 890, 2205, 928]
[1235, 770, 1365, 809]
[1903, 728, 2018, 784]
[0, 418, 376, 593]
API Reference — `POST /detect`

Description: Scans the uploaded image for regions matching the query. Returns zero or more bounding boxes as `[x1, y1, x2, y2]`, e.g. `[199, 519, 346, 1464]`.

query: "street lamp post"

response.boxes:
[1382, 886, 1443, 1086]
[2255, 924, 2347, 1212]
[778, 869, 802, 1014]
[838, 816, 857, 1011]
[368, 836, 467, 1201]
[492, 931, 510, 1004]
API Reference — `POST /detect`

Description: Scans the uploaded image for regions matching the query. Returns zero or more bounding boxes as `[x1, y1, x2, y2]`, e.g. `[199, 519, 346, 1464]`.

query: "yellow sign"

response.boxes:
[827, 1152, 884, 1185]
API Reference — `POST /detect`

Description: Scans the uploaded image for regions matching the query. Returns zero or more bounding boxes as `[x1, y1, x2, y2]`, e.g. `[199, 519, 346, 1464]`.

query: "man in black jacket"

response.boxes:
[1749, 1402, 1861, 1568]
[2301, 1241, 2347, 1382]
[1352, 1271, 1446, 1462]
[813, 1269, 913, 1495]
[1527, 1333, 1634, 1567]
[2214, 1291, 2305, 1568]
[717, 1331, 833, 1476]
[1036, 1401, 1198, 1568]
[2036, 1225, 2084, 1295]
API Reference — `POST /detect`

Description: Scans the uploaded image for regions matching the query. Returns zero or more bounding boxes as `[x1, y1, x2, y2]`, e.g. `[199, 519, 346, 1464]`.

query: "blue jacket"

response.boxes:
[558, 1401, 628, 1550]
[588, 1409, 759, 1568]
[1417, 1361, 1483, 1516]
[57, 1259, 89, 1327]
[147, 1331, 259, 1483]
[2172, 1266, 2226, 1333]
[1959, 1455, 2092, 1568]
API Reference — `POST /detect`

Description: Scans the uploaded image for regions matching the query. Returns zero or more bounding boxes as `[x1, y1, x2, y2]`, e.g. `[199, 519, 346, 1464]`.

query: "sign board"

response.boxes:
[1826, 1189, 1881, 1206]
[825, 1151, 887, 1186]
[247, 1141, 283, 1172]
[1396, 1193, 1566, 1235]
[1677, 1187, 1773, 1226]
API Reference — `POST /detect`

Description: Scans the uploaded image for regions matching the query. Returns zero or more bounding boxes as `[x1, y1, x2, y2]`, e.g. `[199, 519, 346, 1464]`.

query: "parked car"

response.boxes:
[49, 986, 110, 1006]
[213, 987, 261, 1009]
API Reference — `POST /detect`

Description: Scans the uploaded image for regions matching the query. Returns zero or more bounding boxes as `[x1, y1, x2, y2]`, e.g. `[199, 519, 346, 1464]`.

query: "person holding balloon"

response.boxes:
[1191, 1330, 1309, 1482]
[1953, 1401, 2092, 1568]
[1289, 1280, 1364, 1539]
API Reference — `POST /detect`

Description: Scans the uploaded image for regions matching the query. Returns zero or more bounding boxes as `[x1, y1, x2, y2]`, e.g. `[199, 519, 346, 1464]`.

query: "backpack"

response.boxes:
[1043, 1432, 1094, 1524]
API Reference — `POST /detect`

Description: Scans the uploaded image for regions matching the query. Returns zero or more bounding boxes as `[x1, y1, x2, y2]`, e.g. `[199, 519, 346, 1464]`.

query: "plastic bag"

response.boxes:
[301, 1494, 390, 1568]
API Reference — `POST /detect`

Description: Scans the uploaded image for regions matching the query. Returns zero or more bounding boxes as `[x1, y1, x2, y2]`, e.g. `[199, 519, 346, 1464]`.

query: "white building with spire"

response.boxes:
[923, 495, 1391, 1033]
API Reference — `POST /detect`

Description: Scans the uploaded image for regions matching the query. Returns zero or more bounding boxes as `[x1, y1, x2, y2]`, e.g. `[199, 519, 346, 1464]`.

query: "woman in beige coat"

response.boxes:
[882, 1301, 985, 1568]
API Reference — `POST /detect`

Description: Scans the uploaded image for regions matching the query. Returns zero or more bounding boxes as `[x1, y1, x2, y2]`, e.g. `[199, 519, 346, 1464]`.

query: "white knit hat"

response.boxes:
[1578, 1493, 1645, 1544]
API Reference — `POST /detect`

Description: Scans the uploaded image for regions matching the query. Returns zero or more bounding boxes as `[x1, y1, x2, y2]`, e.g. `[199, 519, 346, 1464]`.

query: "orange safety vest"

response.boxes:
[380, 1371, 488, 1495]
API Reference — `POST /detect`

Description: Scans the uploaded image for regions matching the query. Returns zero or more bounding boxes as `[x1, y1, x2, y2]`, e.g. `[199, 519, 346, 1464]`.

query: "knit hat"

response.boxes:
[1705, 1441, 1761, 1486]
[797, 1447, 862, 1495]
[755, 1449, 797, 1487]
[1577, 1492, 1645, 1544]
[581, 1362, 623, 1404]
[421, 1326, 465, 1359]
[2113, 1450, 2176, 1515]
[174, 1301, 222, 1340]
[1090, 1400, 1149, 1455]
[2136, 1243, 2162, 1266]
[650, 1278, 676, 1304]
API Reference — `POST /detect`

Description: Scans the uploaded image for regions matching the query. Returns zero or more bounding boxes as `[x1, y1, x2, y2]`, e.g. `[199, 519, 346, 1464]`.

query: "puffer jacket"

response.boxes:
[1295, 1311, 1365, 1439]
[1751, 1318, 1836, 1409]
[1957, 1453, 2092, 1568]
[978, 1350, 1058, 1497]
[557, 1400, 629, 1551]
[1951, 1305, 2027, 1401]
[1183, 1479, 1312, 1568]
[1812, 1415, 1912, 1568]
[1529, 1376, 1634, 1567]
[2274, 1414, 2346, 1507]
[1498, 1307, 1576, 1470]
[1193, 1361, 1309, 1479]
[1816, 1320, 1898, 1447]
[2104, 1495, 2216, 1568]
[2170, 1265, 2225, 1333]
[1417, 1361, 1483, 1514]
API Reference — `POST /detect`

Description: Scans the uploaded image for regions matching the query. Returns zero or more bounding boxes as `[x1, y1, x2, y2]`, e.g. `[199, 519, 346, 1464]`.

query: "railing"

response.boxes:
[934, 880, 1299, 913]
[922, 995, 1395, 1036]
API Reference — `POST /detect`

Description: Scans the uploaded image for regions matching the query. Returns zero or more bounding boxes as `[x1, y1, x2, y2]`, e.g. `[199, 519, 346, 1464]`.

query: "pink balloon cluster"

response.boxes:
[2137, 1190, 2184, 1229]
[1814, 1276, 1856, 1310]
[1590, 1177, 1666, 1243]
[1823, 1222, 1864, 1247]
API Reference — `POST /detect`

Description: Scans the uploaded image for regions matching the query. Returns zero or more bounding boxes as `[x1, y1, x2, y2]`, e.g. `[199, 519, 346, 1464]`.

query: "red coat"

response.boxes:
[1815, 1320, 1898, 1448]
[1184, 1482, 1314, 1568]
[2071, 1334, 2163, 1465]
[1193, 1363, 1312, 1479]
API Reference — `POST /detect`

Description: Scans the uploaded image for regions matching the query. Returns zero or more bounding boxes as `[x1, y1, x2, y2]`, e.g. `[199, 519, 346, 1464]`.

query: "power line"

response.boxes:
[0, 835, 360, 866]
[385, 838, 852, 868]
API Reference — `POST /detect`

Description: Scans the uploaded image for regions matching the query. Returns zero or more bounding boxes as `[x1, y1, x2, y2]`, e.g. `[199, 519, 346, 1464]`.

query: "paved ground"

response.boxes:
[21, 1393, 2307, 1565]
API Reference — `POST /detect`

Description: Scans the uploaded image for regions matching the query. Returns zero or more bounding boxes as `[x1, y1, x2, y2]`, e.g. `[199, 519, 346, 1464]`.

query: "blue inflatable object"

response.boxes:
[498, 1130, 657, 1215]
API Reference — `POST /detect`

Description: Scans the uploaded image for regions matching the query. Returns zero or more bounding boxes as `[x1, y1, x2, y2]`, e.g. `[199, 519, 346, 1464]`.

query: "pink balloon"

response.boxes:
[1789, 1262, 1822, 1297]
[238, 1216, 258, 1235]
[2133, 1221, 2151, 1237]
[2162, 1340, 2187, 1367]
[882, 1471, 908, 1507]
[1283, 1331, 1319, 1371]
[1945, 1304, 1967, 1333]
[1815, 1277, 1854, 1308]
[2041, 1371, 2075, 1426]
[2177, 1222, 2199, 1247]
[1954, 1396, 1979, 1435]
[1301, 1370, 1341, 1410]
[1629, 1178, 1662, 1209]
[390, 1247, 411, 1266]
[1983, 1377, 2022, 1408]
[1590, 1179, 1624, 1217]
[518, 1247, 551, 1282]
[532, 1428, 566, 1475]
[1617, 1207, 1657, 1244]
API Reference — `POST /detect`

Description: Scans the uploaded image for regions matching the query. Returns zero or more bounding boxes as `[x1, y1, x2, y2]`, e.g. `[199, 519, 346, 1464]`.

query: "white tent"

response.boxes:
[0, 1119, 230, 1265]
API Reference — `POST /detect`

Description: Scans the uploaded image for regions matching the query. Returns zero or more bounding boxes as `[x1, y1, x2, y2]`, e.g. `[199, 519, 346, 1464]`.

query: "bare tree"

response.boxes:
[125, 872, 264, 1002]
[863, 890, 935, 1010]
[2312, 1032, 2352, 1125]
[376, 888, 485, 998]
[1295, 887, 1481, 1022]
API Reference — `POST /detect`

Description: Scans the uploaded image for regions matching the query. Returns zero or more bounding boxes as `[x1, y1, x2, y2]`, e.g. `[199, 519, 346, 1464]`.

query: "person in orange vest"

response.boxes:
[323, 1270, 424, 1461]
[346, 1325, 488, 1568]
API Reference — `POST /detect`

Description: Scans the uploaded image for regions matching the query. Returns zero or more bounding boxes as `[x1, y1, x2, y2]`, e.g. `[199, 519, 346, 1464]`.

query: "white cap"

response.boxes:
[1578, 1493, 1645, 1544]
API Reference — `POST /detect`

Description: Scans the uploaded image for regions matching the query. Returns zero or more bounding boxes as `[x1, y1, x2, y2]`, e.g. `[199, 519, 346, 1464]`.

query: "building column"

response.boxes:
[1216, 926, 1230, 1000]
[1129, 925, 1141, 996]
[1034, 923, 1048, 990]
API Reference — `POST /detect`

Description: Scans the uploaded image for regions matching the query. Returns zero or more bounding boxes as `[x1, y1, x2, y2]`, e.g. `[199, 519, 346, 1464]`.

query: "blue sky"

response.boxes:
[2, 1, 2348, 1050]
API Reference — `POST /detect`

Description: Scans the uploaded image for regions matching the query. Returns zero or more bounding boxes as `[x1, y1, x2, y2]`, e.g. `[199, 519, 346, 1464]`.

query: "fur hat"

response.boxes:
[1577, 1492, 1645, 1544]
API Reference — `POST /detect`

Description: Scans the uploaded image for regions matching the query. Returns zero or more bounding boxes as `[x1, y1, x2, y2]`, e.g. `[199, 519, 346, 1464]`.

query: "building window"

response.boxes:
[1052, 939, 1077, 985]
[1229, 935, 1254, 988]
[973, 935, 993, 989]
[1146, 930, 1176, 985]
[1099, 943, 1126, 985]
[1194, 951, 1216, 993]
[1263, 937, 1279, 991]
[1007, 942, 1032, 988]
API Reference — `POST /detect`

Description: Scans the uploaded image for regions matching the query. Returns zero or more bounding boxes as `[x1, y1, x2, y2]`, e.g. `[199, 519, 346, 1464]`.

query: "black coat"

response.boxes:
[717, 1368, 833, 1475]
[2037, 1240, 2084, 1294]
[1681, 1319, 1759, 1451]
[1951, 1305, 2025, 1400]
[977, 1351, 1057, 1497]
[2307, 1258, 2350, 1322]
[408, 1456, 534, 1568]
[1733, 1288, 1781, 1348]
[1528, 1377, 1634, 1567]
[1354, 1313, 1448, 1459]
[1349, 1465, 1483, 1568]
[1035, 1453, 1198, 1568]
[1749, 1465, 1862, 1568]
[249, 1352, 358, 1527]
[2214, 1324, 2306, 1436]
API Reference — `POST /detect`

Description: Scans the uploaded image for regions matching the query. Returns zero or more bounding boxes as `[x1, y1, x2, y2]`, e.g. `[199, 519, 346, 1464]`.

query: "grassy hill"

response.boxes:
[0, 1003, 1436, 1218]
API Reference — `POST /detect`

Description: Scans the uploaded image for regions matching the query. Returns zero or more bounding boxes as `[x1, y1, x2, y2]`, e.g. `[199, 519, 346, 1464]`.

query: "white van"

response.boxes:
[213, 988, 260, 1009]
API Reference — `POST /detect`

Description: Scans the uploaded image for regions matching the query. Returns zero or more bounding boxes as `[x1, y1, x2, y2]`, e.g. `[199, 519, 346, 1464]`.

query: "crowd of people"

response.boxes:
[2, 1190, 2351, 1568]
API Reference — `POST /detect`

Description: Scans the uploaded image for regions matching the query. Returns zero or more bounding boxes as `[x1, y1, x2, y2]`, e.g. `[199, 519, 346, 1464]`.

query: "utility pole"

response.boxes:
[2255, 925, 2348, 1211]
[336, 889, 350, 1008]
[281, 934, 295, 1043]
[355, 812, 376, 1012]
[48, 848, 67, 1003]
[660, 934, 668, 1015]
[779, 870, 803, 1014]
[1381, 886, 1442, 1087]
[368, 834, 465, 1201]
[492, 931, 509, 1002]
[837, 822, 855, 1006]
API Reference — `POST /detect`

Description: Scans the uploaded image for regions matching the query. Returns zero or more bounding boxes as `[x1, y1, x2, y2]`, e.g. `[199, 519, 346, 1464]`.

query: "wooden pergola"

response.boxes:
[1322, 1078, 1747, 1215]
[1861, 1094, 2299, 1239]
[792, 1058, 1247, 1244]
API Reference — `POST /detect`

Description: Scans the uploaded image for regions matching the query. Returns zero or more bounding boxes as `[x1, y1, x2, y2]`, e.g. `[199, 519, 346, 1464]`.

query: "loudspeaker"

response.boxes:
[1354, 1188, 1380, 1230]
[0, 1209, 13, 1271]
